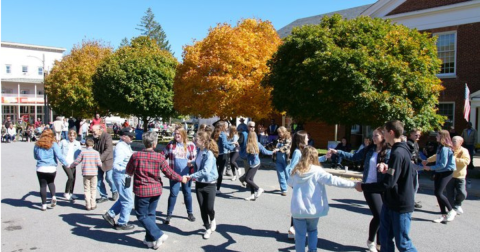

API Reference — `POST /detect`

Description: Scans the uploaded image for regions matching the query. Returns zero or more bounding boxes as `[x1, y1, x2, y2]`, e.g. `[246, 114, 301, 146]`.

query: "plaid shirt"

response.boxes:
[126, 149, 182, 197]
[160, 141, 197, 172]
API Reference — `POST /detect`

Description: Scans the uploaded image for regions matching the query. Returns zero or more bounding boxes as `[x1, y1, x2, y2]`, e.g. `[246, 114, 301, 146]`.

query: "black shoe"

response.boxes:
[96, 197, 108, 203]
[103, 213, 116, 227]
[115, 223, 135, 230]
[188, 213, 196, 222]
[112, 192, 119, 201]
[164, 215, 172, 225]
[414, 202, 422, 209]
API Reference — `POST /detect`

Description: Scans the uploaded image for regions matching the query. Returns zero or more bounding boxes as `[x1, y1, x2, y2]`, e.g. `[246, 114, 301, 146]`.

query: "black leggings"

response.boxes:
[364, 191, 383, 243]
[245, 166, 259, 194]
[37, 171, 56, 204]
[62, 165, 76, 194]
[229, 152, 240, 175]
[196, 182, 216, 229]
[216, 154, 228, 190]
[434, 171, 453, 214]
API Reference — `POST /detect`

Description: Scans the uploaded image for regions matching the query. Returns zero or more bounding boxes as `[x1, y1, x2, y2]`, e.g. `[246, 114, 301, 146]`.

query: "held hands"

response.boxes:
[355, 182, 363, 192]
[377, 163, 388, 174]
[421, 160, 431, 171]
[182, 175, 191, 184]
[327, 148, 337, 156]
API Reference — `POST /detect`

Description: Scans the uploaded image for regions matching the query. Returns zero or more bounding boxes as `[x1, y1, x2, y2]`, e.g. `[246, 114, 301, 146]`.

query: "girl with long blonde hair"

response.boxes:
[243, 131, 274, 201]
[187, 131, 219, 239]
[288, 146, 357, 252]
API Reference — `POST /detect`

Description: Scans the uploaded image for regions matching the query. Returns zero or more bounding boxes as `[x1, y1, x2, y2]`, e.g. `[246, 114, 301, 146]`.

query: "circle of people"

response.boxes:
[31, 117, 473, 252]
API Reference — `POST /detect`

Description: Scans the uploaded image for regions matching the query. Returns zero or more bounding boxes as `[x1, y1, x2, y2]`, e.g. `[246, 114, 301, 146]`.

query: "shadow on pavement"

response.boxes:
[329, 198, 371, 216]
[59, 213, 144, 248]
[2, 191, 42, 210]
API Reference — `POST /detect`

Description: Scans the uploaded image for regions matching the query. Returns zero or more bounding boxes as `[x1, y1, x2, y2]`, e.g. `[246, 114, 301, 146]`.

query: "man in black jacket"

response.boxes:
[358, 120, 417, 252]
[407, 129, 423, 209]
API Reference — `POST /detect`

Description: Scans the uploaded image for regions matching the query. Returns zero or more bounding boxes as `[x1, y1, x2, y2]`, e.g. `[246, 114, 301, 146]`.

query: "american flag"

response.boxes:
[464, 83, 470, 122]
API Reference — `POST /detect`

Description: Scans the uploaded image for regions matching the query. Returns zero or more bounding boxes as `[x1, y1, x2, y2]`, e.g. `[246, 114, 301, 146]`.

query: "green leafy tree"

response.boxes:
[136, 7, 171, 52]
[45, 40, 112, 118]
[263, 14, 445, 132]
[92, 36, 177, 131]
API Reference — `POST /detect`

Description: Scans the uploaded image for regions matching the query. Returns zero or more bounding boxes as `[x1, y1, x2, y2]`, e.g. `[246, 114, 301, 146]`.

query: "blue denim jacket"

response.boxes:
[34, 142, 69, 167]
[191, 149, 218, 183]
[59, 139, 82, 161]
[248, 143, 273, 167]
[217, 132, 236, 155]
[336, 144, 391, 183]
[430, 146, 456, 173]
[239, 131, 248, 159]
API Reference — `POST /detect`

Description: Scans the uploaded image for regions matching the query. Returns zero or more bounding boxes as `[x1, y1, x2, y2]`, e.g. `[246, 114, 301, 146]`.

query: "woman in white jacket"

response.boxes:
[288, 146, 358, 252]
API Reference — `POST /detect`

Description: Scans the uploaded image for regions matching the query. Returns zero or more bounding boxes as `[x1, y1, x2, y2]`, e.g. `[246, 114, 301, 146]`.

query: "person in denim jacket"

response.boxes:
[212, 121, 236, 193]
[424, 130, 457, 223]
[187, 131, 219, 239]
[244, 131, 275, 201]
[329, 128, 390, 252]
[59, 130, 82, 201]
[33, 129, 69, 211]
[274, 126, 292, 196]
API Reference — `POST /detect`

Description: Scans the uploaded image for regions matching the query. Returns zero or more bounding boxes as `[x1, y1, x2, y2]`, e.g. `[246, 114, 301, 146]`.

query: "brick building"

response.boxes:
[277, 0, 480, 148]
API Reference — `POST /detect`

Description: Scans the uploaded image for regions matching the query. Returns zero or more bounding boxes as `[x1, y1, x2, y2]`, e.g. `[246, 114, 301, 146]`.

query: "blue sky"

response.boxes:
[1, 0, 376, 59]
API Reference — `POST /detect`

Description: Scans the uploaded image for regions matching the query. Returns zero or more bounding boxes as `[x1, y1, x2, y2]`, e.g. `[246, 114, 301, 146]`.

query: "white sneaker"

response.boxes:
[70, 194, 78, 200]
[211, 219, 216, 232]
[64, 193, 71, 200]
[41, 204, 48, 211]
[203, 229, 212, 239]
[367, 240, 378, 252]
[433, 215, 446, 223]
[143, 239, 153, 248]
[255, 188, 264, 199]
[446, 209, 457, 221]
[287, 226, 295, 239]
[231, 176, 237, 181]
[152, 234, 168, 249]
[455, 206, 464, 215]
[244, 194, 255, 201]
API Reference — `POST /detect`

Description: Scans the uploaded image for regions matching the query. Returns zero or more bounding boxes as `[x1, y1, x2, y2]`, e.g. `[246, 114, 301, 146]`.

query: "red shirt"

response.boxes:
[126, 149, 183, 197]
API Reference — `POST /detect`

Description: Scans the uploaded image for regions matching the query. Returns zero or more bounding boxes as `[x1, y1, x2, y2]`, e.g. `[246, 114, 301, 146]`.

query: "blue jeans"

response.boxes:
[293, 218, 319, 252]
[167, 179, 193, 216]
[107, 170, 133, 225]
[275, 158, 289, 192]
[380, 205, 417, 252]
[135, 195, 164, 242]
[61, 131, 68, 140]
[97, 168, 117, 198]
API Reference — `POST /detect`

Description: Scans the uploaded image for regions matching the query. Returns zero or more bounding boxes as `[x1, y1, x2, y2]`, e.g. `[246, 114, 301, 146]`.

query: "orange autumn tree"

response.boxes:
[45, 40, 112, 118]
[174, 19, 281, 120]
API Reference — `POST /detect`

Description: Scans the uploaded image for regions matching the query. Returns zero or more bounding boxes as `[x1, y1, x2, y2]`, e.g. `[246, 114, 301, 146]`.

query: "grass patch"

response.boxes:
[317, 149, 328, 155]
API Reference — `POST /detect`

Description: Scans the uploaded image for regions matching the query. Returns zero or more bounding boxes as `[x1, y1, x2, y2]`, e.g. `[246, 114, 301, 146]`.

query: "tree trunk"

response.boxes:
[143, 117, 149, 132]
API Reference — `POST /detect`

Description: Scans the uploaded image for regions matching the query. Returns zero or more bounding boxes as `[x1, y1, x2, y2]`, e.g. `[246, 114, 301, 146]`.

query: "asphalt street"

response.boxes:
[2, 142, 480, 252]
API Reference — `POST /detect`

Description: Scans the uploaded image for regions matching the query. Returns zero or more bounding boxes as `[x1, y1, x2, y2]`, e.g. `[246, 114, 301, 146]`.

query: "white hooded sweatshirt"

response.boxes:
[287, 164, 355, 218]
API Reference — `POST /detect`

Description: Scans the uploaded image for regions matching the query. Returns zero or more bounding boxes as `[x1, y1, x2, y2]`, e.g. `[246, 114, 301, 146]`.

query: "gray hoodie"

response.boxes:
[287, 165, 355, 218]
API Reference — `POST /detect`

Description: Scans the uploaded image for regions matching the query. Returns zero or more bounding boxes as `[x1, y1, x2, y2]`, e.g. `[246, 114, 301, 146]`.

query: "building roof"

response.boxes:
[1, 78, 44, 84]
[277, 4, 373, 38]
[1, 41, 66, 53]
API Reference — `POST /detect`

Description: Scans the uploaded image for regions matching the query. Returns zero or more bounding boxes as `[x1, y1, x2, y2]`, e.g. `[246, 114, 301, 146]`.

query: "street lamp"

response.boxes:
[28, 54, 48, 123]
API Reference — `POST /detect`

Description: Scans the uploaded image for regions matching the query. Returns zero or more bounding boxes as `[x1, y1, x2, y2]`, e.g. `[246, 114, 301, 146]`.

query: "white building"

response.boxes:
[1, 41, 66, 124]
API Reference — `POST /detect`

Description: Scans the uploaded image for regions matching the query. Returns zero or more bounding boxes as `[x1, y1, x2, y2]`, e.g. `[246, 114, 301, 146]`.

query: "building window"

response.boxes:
[38, 67, 43, 75]
[20, 90, 30, 94]
[37, 106, 43, 113]
[435, 32, 456, 76]
[351, 124, 360, 134]
[22, 65, 28, 73]
[38, 90, 44, 95]
[6, 65, 11, 74]
[2, 88, 13, 94]
[438, 102, 455, 129]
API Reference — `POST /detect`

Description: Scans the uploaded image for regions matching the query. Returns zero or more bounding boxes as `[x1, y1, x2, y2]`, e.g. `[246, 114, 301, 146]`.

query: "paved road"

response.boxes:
[2, 142, 480, 251]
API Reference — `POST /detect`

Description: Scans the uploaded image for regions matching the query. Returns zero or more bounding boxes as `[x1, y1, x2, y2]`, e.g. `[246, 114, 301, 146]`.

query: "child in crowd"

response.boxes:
[70, 138, 102, 210]
[288, 146, 358, 252]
